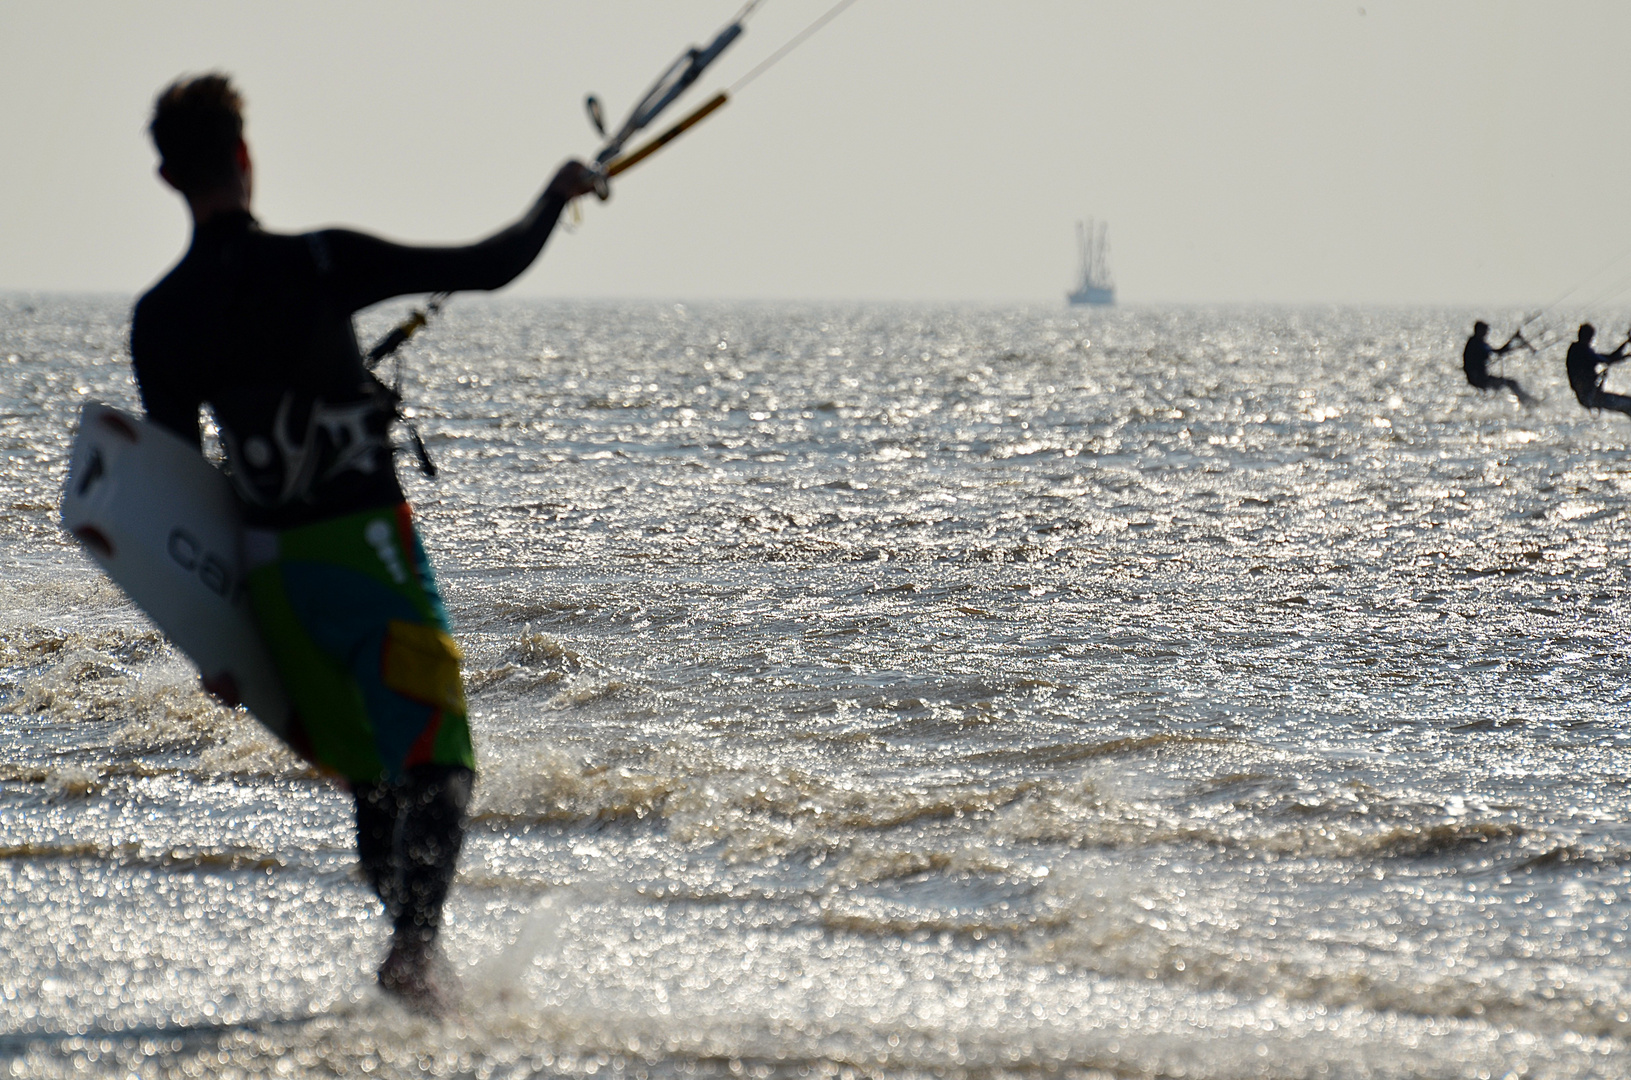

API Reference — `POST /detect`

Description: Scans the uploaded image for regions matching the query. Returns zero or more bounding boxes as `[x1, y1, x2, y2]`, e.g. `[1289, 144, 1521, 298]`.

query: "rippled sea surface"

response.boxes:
[7, 294, 1631, 1079]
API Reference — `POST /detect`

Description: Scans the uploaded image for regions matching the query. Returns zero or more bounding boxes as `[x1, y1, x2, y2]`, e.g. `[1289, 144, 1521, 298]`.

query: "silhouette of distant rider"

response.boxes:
[1462, 320, 1531, 403]
[1565, 323, 1631, 416]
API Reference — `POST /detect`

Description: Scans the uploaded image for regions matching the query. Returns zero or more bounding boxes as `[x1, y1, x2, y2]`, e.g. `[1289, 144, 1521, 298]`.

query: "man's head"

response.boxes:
[1473, 320, 1489, 337]
[1580, 323, 1596, 344]
[148, 73, 247, 200]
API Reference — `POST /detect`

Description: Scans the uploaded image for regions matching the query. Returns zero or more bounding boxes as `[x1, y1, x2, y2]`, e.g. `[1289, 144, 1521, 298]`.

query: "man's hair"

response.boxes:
[148, 73, 245, 195]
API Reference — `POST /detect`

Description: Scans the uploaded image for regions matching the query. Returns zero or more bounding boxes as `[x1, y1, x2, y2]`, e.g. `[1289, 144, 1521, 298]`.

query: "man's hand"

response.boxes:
[547, 160, 604, 202]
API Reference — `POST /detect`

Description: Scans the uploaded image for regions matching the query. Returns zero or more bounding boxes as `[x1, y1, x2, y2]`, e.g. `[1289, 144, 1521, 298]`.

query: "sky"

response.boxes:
[4, 1, 1631, 306]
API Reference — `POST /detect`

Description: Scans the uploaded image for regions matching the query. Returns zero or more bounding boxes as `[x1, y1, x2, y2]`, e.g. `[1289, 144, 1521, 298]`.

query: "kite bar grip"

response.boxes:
[605, 92, 730, 178]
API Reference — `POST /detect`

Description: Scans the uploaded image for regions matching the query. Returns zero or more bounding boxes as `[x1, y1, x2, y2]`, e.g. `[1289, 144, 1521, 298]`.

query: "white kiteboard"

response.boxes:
[61, 402, 294, 742]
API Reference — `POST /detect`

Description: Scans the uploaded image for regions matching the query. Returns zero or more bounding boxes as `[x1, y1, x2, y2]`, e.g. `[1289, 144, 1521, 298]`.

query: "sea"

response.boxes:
[5, 294, 1631, 1079]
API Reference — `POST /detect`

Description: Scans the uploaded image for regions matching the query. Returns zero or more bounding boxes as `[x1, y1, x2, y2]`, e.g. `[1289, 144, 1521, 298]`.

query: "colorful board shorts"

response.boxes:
[244, 503, 476, 783]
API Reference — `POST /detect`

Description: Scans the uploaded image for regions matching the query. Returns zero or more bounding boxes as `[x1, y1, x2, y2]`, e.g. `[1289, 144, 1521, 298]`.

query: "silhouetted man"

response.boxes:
[1565, 323, 1631, 416]
[132, 73, 598, 1012]
[1462, 320, 1532, 404]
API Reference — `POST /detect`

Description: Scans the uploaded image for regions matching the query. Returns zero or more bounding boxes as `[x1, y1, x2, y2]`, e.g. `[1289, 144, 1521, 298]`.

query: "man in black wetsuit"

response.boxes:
[132, 74, 598, 1011]
[1565, 323, 1631, 417]
[1462, 320, 1532, 404]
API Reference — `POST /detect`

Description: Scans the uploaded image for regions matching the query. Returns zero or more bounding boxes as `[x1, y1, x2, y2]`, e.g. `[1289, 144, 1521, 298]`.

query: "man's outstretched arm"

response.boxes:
[320, 161, 599, 314]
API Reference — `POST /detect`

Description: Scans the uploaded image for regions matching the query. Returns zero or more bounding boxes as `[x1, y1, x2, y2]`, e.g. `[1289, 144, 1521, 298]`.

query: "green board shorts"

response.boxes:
[244, 502, 476, 783]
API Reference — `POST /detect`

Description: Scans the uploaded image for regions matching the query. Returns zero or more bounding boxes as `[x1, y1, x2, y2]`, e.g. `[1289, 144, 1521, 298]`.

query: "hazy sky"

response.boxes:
[5, 1, 1631, 305]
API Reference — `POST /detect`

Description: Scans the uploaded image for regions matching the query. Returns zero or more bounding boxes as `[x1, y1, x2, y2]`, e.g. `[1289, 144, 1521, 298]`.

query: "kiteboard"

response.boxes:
[61, 402, 294, 742]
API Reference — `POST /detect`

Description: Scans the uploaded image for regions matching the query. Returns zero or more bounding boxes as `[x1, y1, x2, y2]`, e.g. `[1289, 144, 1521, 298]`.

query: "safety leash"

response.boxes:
[365, 291, 448, 477]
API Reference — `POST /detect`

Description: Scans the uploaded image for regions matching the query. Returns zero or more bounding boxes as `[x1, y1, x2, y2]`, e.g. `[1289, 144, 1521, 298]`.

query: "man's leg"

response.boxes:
[394, 764, 474, 953]
[375, 764, 474, 1007]
[1498, 377, 1535, 404]
[353, 779, 404, 920]
[1592, 390, 1631, 416]
[1470, 372, 1534, 405]
[252, 505, 476, 1010]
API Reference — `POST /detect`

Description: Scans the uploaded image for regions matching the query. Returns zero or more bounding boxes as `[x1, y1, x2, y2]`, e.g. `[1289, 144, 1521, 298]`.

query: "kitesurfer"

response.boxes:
[1462, 320, 1532, 404]
[130, 74, 597, 1012]
[1565, 323, 1631, 417]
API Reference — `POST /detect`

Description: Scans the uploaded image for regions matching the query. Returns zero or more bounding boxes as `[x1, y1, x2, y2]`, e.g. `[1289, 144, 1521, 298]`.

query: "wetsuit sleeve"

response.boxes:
[130, 299, 203, 448]
[315, 187, 573, 314]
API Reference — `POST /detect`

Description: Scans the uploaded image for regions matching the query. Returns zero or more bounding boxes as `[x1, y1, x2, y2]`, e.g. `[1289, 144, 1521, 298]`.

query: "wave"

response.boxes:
[0, 625, 165, 669]
[0, 840, 285, 872]
[1032, 859, 1631, 1041]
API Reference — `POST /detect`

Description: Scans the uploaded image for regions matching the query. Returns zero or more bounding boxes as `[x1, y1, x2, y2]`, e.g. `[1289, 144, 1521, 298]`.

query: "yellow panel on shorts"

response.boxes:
[380, 620, 468, 712]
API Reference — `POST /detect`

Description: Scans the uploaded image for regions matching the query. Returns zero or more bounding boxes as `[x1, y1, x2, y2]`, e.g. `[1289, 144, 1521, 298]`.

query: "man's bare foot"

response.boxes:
[378, 939, 455, 1017]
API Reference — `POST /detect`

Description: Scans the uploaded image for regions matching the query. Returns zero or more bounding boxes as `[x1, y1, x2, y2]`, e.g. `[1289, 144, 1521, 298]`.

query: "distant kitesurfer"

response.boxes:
[1462, 320, 1532, 404]
[1565, 323, 1631, 417]
[130, 74, 598, 1012]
